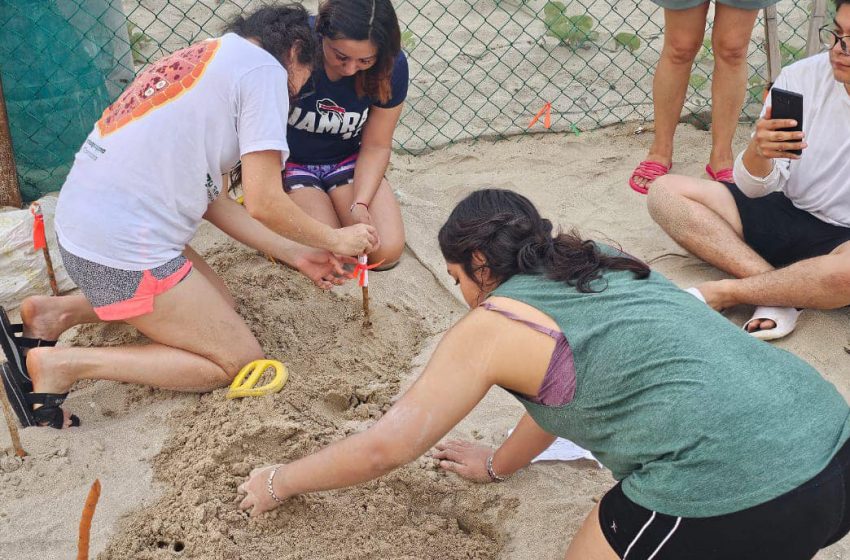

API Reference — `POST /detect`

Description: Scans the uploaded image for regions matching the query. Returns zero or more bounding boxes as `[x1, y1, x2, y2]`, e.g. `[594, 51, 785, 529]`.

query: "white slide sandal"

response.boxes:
[743, 306, 802, 341]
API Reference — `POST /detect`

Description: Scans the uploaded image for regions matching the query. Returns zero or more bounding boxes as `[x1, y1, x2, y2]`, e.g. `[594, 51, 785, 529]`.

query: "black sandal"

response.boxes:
[1, 361, 79, 429]
[0, 306, 57, 393]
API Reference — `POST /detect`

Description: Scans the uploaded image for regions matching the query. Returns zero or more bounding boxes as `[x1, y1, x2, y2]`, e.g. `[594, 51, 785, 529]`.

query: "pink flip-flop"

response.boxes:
[705, 164, 734, 183]
[629, 161, 670, 195]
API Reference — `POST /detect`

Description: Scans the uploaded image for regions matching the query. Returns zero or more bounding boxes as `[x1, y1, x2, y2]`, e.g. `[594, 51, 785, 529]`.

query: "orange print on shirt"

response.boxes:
[96, 39, 220, 136]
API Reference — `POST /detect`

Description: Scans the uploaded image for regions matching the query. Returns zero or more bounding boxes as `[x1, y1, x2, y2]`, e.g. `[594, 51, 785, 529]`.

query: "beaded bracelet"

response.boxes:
[266, 465, 285, 504]
[486, 453, 507, 483]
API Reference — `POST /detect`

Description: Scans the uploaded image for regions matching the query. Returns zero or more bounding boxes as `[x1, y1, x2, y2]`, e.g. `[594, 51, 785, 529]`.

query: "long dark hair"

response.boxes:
[226, 4, 318, 191]
[316, 0, 401, 104]
[438, 189, 650, 293]
[226, 4, 318, 68]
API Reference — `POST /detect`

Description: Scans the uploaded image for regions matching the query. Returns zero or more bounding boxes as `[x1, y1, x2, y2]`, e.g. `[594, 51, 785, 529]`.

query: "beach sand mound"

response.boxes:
[92, 239, 508, 559]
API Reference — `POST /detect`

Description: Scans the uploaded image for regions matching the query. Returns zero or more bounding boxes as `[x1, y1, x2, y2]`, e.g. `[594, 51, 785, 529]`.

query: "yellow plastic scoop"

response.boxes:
[227, 359, 289, 399]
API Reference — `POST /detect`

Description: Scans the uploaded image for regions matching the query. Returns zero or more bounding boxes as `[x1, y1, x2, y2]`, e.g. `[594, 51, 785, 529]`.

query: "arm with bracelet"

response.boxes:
[347, 103, 403, 224]
[434, 412, 556, 482]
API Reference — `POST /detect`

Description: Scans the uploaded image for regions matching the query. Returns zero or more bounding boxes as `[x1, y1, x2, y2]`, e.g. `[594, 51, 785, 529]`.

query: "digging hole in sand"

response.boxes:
[83, 240, 509, 559]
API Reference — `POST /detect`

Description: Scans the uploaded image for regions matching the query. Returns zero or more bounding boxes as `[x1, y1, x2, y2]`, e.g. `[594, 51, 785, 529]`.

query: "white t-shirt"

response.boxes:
[733, 53, 850, 228]
[55, 33, 290, 270]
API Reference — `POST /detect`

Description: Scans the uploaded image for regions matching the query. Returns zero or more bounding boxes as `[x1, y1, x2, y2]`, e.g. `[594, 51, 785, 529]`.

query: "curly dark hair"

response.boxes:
[438, 189, 650, 294]
[316, 0, 401, 104]
[226, 3, 319, 68]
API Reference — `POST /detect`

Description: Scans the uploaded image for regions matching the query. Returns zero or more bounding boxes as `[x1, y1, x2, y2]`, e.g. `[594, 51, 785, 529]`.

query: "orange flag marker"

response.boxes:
[528, 102, 552, 129]
[30, 203, 59, 296]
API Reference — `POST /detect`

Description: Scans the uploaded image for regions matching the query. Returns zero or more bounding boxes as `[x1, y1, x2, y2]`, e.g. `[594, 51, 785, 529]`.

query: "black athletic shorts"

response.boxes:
[724, 182, 850, 268]
[598, 437, 850, 560]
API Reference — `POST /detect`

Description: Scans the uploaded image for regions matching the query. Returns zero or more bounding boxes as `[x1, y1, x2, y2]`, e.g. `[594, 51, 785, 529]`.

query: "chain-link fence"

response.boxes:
[0, 0, 826, 201]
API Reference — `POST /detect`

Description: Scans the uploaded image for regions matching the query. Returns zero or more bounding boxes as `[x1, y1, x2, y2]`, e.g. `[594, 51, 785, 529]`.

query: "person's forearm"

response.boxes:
[245, 189, 337, 252]
[740, 142, 773, 178]
[274, 431, 402, 499]
[734, 146, 782, 198]
[491, 413, 556, 477]
[351, 145, 391, 205]
[205, 196, 310, 268]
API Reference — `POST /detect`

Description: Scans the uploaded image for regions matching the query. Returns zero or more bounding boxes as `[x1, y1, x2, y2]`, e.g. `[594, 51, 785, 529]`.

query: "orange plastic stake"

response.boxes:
[528, 102, 552, 129]
[77, 479, 101, 560]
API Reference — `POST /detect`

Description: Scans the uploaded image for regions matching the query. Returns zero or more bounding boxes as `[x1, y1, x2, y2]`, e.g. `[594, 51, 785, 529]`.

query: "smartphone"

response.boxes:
[770, 88, 804, 156]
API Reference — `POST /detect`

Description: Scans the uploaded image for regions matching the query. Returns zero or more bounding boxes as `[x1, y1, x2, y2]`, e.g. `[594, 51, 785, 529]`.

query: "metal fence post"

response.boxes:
[764, 5, 782, 86]
[807, 0, 828, 57]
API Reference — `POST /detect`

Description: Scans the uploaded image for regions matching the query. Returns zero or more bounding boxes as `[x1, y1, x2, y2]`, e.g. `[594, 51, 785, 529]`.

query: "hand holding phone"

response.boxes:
[770, 88, 804, 156]
[753, 88, 806, 159]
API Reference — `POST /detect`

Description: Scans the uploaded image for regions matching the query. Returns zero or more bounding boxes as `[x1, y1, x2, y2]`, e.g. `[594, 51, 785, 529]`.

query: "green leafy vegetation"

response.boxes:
[127, 22, 151, 65]
[401, 30, 417, 51]
[614, 32, 641, 52]
[543, 2, 598, 48]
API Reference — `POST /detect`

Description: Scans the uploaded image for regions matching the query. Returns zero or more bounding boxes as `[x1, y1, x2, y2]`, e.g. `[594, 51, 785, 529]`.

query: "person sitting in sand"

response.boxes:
[282, 0, 407, 269]
[0, 4, 379, 430]
[646, 0, 850, 340]
[238, 188, 850, 560]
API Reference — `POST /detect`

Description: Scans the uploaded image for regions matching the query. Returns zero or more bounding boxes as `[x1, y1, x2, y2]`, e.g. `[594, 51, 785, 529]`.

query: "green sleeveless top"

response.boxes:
[492, 259, 850, 518]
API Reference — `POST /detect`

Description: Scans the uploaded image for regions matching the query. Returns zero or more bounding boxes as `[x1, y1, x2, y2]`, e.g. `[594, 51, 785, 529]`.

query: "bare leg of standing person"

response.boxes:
[708, 4, 759, 174]
[631, 3, 709, 192]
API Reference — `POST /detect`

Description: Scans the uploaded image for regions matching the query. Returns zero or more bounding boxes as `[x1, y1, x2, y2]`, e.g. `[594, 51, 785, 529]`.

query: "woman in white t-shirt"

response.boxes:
[0, 4, 378, 430]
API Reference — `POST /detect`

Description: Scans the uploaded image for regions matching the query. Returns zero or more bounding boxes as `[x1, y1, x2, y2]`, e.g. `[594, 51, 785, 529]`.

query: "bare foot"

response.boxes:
[20, 296, 73, 341]
[26, 347, 78, 428]
[744, 318, 777, 333]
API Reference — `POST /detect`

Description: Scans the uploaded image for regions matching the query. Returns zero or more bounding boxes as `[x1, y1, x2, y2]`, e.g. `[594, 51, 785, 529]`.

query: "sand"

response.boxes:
[2, 123, 850, 559]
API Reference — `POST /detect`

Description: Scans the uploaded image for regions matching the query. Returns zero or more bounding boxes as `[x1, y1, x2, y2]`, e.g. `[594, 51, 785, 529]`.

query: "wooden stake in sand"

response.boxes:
[349, 255, 385, 327]
[77, 479, 102, 560]
[30, 202, 59, 296]
[358, 255, 371, 327]
[0, 74, 23, 209]
[0, 373, 26, 457]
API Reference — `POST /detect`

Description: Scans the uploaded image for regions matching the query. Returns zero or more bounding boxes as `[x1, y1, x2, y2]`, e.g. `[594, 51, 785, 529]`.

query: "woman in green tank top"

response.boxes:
[237, 189, 850, 559]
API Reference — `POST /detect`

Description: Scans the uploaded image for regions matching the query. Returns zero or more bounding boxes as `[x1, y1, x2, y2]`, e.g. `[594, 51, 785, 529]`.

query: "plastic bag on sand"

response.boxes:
[0, 195, 75, 309]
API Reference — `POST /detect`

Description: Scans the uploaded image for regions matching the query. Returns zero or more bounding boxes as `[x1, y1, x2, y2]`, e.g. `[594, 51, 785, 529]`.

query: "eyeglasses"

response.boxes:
[820, 26, 850, 55]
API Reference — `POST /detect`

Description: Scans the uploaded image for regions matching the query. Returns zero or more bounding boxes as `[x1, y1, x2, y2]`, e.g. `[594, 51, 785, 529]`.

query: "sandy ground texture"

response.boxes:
[1, 123, 850, 559]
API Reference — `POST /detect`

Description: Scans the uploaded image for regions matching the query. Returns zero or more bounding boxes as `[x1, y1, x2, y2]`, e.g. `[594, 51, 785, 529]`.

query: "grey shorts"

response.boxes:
[651, 0, 777, 10]
[59, 243, 192, 321]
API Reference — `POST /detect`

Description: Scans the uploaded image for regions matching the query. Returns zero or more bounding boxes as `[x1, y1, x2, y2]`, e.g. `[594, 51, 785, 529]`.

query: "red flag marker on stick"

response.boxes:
[528, 102, 552, 129]
[30, 202, 58, 296]
[349, 256, 385, 326]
